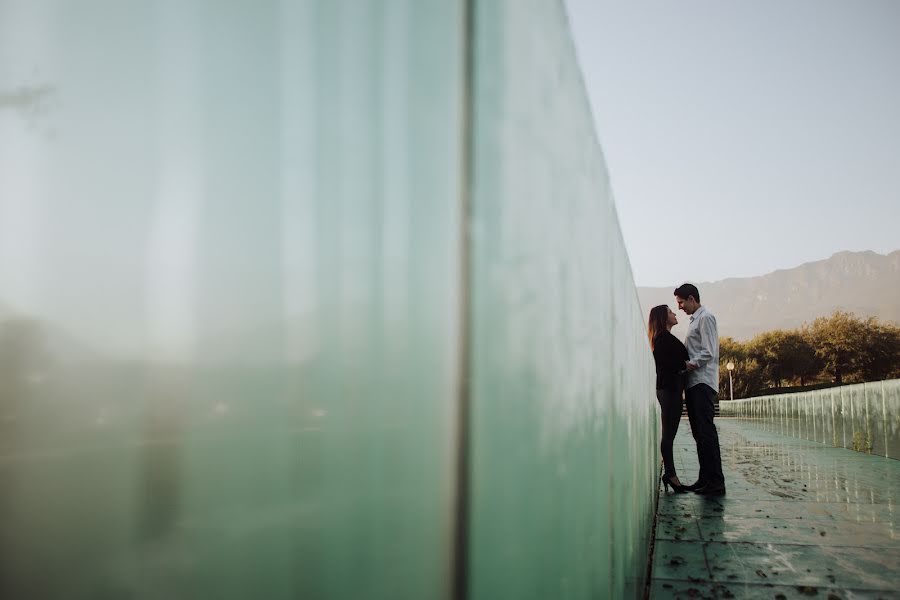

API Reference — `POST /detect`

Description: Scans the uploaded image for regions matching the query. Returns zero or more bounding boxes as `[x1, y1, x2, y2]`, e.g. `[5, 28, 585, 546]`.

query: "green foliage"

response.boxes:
[718, 310, 900, 398]
[745, 329, 821, 388]
[718, 357, 765, 400]
[856, 320, 900, 381]
[807, 311, 866, 384]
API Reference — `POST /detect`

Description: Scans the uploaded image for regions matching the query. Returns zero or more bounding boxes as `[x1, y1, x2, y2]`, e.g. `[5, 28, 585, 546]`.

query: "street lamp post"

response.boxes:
[726, 361, 735, 401]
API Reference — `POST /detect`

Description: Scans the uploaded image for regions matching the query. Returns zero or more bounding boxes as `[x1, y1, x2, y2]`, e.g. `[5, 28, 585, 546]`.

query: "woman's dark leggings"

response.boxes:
[657, 386, 684, 477]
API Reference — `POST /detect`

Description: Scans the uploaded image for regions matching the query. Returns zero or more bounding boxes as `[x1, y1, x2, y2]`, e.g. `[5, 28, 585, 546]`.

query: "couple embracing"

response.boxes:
[648, 283, 725, 497]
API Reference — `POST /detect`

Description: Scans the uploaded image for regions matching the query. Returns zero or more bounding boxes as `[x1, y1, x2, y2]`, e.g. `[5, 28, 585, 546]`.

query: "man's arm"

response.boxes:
[686, 314, 717, 370]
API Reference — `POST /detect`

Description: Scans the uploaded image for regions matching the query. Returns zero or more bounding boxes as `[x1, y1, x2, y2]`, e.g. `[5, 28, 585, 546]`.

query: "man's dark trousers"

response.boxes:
[685, 383, 724, 485]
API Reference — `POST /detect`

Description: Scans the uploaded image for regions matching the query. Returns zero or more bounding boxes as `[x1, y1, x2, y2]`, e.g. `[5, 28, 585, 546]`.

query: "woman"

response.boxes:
[648, 304, 690, 493]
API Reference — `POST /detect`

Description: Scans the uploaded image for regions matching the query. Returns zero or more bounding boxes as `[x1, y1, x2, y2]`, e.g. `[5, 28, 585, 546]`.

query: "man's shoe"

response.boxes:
[694, 483, 726, 496]
[683, 480, 706, 491]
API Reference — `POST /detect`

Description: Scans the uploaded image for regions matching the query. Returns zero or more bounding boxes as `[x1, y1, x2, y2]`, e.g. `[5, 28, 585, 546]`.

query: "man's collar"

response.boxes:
[690, 305, 705, 322]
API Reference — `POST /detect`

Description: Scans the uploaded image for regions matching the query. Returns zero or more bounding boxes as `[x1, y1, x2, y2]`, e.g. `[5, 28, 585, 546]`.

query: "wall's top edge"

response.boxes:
[725, 378, 900, 404]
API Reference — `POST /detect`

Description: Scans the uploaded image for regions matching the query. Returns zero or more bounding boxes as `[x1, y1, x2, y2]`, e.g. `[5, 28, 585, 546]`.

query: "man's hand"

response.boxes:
[685, 361, 698, 372]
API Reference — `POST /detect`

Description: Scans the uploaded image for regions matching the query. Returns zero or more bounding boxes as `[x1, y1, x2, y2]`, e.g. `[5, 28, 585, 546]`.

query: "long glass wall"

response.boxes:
[720, 380, 900, 459]
[0, 1, 657, 598]
[465, 1, 657, 599]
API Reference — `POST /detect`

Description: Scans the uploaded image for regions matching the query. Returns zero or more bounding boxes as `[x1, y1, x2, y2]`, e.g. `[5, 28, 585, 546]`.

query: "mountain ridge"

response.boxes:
[638, 249, 900, 341]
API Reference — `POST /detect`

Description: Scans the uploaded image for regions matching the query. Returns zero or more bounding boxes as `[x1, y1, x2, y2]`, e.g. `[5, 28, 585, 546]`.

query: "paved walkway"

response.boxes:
[650, 419, 900, 599]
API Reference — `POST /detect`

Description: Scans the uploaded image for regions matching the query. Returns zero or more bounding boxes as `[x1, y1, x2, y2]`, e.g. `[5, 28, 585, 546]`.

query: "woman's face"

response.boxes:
[667, 308, 678, 327]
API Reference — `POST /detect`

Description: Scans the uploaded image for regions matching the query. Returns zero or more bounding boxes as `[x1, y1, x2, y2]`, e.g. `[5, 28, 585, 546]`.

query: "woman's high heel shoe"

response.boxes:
[661, 474, 687, 493]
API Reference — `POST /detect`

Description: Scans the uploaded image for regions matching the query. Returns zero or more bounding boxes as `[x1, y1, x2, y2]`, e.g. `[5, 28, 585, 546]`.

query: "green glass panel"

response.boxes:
[465, 1, 656, 598]
[846, 384, 865, 452]
[815, 393, 825, 444]
[865, 383, 884, 456]
[1, 1, 676, 598]
[715, 381, 900, 460]
[0, 1, 464, 598]
[833, 390, 843, 448]
[881, 380, 900, 459]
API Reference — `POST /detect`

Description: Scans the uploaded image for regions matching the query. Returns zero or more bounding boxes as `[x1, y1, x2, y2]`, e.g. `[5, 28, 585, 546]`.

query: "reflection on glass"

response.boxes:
[0, 1, 463, 597]
[0, 1, 662, 598]
[721, 379, 900, 459]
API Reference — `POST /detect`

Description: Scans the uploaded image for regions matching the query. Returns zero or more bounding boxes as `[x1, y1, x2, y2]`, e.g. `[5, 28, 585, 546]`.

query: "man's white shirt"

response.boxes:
[685, 305, 719, 392]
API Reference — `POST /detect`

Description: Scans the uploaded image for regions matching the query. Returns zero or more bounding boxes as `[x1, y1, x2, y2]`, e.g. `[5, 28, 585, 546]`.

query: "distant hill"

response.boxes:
[638, 250, 900, 341]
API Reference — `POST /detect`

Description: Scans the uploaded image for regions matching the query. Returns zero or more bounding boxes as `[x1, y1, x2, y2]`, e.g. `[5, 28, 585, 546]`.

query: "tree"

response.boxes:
[781, 330, 821, 386]
[719, 337, 748, 364]
[808, 311, 870, 384]
[856, 320, 900, 381]
[718, 337, 747, 399]
[732, 358, 765, 399]
[719, 311, 899, 396]
[746, 329, 819, 388]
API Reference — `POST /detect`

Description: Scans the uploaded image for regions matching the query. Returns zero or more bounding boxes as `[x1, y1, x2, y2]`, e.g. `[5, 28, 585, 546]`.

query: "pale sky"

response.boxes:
[565, 0, 900, 287]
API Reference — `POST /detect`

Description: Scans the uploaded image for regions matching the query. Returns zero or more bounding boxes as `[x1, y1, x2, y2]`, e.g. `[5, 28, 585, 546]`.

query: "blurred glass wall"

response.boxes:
[0, 1, 656, 598]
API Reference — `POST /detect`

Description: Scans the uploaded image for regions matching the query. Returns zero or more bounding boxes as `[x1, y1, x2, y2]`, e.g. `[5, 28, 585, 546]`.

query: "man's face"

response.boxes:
[676, 295, 698, 315]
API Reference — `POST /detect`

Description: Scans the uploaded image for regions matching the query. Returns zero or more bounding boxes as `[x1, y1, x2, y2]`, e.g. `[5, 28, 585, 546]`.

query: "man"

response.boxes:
[674, 283, 725, 496]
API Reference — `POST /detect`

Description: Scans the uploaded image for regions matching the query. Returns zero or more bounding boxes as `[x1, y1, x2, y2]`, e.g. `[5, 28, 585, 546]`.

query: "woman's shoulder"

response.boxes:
[659, 330, 687, 349]
[655, 330, 676, 347]
[658, 330, 677, 342]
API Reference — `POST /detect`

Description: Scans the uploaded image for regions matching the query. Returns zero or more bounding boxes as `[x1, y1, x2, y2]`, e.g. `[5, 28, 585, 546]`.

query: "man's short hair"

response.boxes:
[674, 283, 700, 303]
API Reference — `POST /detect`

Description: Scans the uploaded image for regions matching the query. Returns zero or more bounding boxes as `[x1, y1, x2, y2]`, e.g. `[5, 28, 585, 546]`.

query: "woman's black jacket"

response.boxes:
[653, 330, 689, 391]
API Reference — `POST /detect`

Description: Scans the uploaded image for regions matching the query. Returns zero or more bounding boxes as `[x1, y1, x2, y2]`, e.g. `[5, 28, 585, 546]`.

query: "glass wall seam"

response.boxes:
[451, 0, 477, 598]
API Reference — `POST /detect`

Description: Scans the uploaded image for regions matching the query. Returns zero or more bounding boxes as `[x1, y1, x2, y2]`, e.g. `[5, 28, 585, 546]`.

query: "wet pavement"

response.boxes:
[650, 419, 900, 599]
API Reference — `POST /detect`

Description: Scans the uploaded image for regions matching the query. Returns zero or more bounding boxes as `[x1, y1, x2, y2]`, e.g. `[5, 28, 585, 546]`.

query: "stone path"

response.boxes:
[649, 419, 900, 599]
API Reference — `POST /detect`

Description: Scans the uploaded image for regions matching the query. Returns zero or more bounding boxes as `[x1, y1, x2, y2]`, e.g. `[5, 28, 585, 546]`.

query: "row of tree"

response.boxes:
[718, 311, 900, 399]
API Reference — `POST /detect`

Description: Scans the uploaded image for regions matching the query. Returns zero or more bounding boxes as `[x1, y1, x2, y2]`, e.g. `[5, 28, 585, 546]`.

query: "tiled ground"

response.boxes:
[650, 419, 900, 599]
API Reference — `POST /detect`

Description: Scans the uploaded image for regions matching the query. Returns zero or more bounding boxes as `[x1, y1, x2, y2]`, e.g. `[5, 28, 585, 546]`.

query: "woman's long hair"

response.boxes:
[647, 304, 670, 351]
